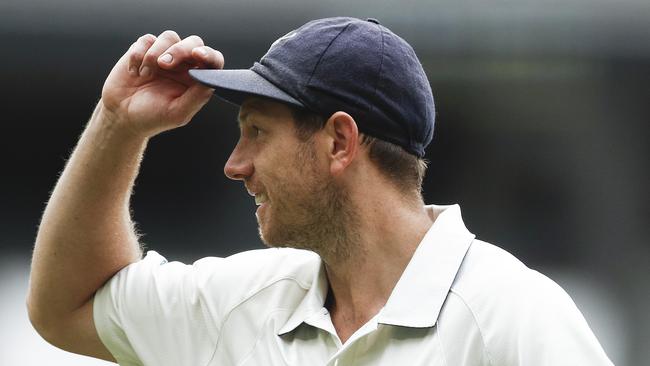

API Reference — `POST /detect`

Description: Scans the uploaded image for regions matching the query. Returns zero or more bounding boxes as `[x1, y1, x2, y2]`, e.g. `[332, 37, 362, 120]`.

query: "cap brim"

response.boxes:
[189, 69, 304, 108]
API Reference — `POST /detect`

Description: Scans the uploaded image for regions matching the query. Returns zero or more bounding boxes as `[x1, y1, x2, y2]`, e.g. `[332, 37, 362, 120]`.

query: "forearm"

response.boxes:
[28, 101, 147, 329]
[26, 32, 221, 357]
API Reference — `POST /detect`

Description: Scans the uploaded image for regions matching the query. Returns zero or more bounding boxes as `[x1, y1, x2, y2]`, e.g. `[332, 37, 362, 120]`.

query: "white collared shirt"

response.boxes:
[94, 204, 613, 365]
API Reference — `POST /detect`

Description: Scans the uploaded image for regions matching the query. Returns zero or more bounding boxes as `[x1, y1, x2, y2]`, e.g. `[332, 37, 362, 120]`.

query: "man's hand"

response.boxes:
[101, 30, 225, 137]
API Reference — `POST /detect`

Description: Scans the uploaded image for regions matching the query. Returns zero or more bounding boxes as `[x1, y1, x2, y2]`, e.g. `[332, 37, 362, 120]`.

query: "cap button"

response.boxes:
[366, 18, 380, 24]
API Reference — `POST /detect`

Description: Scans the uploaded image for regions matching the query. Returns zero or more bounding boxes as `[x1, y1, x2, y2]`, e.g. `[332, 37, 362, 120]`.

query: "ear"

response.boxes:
[322, 111, 359, 176]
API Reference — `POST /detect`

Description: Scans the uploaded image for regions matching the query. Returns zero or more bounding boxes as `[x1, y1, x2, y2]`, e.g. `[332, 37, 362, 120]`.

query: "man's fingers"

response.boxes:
[139, 30, 182, 77]
[157, 35, 205, 70]
[191, 46, 225, 70]
[127, 34, 156, 76]
[168, 84, 215, 126]
[124, 31, 223, 81]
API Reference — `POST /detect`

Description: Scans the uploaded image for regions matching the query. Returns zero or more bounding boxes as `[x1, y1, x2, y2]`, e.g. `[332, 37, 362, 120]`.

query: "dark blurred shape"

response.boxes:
[1, 2, 648, 364]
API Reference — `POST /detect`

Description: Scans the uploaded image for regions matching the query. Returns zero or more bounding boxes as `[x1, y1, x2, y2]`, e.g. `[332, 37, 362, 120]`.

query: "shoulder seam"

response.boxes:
[221, 275, 311, 330]
[448, 289, 495, 366]
[206, 276, 311, 365]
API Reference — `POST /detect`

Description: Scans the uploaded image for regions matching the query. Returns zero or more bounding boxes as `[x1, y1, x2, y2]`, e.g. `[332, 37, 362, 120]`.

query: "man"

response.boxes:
[27, 17, 613, 365]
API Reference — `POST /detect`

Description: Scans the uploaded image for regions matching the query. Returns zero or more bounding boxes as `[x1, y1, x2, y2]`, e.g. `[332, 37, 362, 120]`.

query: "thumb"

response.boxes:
[168, 84, 214, 126]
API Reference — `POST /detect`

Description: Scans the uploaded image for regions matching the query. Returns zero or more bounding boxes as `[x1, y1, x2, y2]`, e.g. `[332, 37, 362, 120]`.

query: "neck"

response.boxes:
[320, 190, 433, 341]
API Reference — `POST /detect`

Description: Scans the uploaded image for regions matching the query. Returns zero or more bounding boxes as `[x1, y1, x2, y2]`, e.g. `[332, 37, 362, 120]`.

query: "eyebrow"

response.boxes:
[237, 111, 249, 128]
[237, 100, 270, 127]
[238, 109, 257, 129]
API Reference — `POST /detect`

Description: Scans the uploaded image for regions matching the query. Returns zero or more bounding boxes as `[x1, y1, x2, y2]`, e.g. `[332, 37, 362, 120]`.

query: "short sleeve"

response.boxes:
[93, 251, 223, 366]
[484, 270, 614, 366]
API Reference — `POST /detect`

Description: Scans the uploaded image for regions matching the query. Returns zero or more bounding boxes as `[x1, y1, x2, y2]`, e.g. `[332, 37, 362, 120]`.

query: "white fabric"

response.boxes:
[94, 204, 614, 366]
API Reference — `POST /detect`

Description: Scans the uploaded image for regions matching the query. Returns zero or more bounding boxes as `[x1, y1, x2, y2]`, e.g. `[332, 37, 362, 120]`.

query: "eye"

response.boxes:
[240, 122, 266, 140]
[251, 125, 263, 137]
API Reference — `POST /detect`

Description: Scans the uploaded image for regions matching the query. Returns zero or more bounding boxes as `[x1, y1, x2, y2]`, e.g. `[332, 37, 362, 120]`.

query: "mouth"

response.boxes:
[254, 192, 269, 206]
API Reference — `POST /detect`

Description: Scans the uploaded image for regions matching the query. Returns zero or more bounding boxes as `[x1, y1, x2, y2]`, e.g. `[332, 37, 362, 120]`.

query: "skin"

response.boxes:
[28, 29, 434, 361]
[27, 31, 224, 361]
[233, 99, 358, 262]
[229, 99, 435, 343]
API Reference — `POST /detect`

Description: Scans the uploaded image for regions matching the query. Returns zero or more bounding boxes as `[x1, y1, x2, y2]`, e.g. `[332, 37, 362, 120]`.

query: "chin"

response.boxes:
[257, 221, 279, 248]
[257, 221, 296, 250]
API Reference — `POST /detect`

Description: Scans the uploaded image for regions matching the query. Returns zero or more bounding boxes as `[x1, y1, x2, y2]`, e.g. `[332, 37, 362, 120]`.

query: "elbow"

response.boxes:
[26, 291, 65, 349]
[26, 294, 52, 342]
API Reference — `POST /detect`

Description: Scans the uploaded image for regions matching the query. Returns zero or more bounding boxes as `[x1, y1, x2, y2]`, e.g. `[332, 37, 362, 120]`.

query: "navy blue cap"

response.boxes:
[189, 17, 435, 157]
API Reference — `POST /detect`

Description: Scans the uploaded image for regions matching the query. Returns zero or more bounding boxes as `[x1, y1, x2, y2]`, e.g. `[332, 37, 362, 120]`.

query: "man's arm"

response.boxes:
[26, 30, 224, 361]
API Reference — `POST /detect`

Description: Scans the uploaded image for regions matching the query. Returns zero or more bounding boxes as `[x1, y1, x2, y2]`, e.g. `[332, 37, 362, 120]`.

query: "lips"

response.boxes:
[246, 182, 269, 207]
[254, 192, 269, 206]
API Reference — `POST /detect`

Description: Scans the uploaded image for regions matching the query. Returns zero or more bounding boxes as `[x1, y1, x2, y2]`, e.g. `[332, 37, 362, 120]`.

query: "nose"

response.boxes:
[224, 141, 254, 181]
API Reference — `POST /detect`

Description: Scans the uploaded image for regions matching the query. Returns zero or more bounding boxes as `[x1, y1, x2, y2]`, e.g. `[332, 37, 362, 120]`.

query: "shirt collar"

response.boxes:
[277, 204, 475, 335]
[378, 204, 475, 328]
[278, 259, 329, 336]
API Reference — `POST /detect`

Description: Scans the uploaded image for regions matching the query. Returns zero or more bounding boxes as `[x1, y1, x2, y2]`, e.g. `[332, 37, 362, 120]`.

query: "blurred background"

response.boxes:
[1, 0, 648, 365]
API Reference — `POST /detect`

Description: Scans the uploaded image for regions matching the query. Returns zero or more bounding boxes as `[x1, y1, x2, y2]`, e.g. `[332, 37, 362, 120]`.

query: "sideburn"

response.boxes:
[283, 139, 362, 264]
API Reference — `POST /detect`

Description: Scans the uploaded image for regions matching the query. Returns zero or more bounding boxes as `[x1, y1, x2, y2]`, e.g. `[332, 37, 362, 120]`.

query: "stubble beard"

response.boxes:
[258, 142, 361, 264]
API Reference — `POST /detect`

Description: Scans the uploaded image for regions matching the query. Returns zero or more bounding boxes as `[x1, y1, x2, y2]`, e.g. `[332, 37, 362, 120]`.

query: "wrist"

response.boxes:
[91, 100, 151, 143]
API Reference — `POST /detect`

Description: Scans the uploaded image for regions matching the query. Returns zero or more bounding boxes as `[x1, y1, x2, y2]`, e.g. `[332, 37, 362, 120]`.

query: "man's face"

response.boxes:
[225, 98, 353, 256]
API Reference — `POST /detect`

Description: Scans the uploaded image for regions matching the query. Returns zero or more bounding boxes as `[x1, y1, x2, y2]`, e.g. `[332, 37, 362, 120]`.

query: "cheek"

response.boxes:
[257, 138, 318, 191]
[258, 141, 300, 176]
[255, 156, 291, 199]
